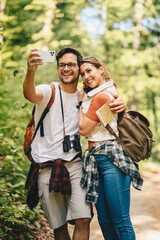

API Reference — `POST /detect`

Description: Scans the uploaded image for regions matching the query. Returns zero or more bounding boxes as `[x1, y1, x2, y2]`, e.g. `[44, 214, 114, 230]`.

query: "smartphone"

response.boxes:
[35, 50, 56, 63]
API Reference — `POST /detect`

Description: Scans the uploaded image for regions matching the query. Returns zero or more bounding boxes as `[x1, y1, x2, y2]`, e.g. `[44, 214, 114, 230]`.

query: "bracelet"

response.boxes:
[76, 101, 82, 109]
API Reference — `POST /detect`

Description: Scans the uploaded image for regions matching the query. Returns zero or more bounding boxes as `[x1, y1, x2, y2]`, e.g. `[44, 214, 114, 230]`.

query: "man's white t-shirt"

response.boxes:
[31, 82, 80, 163]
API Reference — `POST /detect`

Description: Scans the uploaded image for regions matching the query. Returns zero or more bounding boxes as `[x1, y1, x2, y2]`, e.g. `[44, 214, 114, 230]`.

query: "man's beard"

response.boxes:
[60, 76, 79, 85]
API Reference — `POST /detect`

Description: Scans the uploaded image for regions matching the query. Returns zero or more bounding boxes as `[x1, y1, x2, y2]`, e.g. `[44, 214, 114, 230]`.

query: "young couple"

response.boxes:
[23, 47, 143, 240]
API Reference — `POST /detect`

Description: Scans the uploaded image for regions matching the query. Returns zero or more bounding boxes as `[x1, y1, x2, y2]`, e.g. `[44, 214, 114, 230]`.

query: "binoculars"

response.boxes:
[63, 135, 81, 152]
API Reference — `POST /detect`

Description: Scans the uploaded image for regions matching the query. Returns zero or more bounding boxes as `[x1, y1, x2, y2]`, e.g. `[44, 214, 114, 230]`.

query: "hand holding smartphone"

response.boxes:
[35, 50, 56, 63]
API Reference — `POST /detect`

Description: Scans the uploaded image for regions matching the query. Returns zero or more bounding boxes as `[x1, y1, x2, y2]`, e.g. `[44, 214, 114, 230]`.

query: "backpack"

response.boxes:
[24, 83, 55, 161]
[106, 110, 154, 162]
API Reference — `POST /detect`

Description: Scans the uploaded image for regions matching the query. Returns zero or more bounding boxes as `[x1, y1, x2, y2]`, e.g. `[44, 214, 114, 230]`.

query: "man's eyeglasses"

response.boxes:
[58, 62, 78, 70]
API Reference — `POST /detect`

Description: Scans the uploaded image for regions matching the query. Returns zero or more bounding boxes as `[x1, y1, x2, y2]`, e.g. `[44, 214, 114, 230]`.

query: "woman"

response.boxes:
[77, 56, 143, 240]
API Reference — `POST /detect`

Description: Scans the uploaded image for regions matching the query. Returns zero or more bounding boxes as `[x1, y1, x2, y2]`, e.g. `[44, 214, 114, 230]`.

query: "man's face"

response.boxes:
[57, 53, 79, 85]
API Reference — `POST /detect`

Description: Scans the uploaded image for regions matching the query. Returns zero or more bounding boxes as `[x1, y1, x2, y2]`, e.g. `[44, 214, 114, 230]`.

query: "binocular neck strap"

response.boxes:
[58, 85, 66, 137]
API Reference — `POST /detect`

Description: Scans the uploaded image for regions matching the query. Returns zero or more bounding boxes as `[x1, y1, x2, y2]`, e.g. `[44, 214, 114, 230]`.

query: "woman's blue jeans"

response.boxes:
[95, 155, 135, 240]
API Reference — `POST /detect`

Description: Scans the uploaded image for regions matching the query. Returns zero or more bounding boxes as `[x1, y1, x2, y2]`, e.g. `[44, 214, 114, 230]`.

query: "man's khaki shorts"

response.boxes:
[38, 158, 92, 229]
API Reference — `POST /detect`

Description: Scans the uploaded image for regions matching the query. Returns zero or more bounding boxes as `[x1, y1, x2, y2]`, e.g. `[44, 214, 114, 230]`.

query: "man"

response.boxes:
[23, 47, 126, 240]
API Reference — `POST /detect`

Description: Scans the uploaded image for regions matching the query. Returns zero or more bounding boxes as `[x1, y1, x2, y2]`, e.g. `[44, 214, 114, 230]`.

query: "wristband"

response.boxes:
[76, 101, 82, 109]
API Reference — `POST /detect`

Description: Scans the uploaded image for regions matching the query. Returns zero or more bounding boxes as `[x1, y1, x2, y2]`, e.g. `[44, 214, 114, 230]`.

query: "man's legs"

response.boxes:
[54, 218, 90, 240]
[38, 169, 69, 231]
[73, 218, 90, 240]
[65, 159, 92, 240]
[54, 223, 71, 240]
[38, 160, 92, 239]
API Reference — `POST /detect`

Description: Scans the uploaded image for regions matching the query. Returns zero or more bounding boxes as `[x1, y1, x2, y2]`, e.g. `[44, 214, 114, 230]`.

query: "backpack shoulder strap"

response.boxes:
[34, 83, 55, 138]
[105, 124, 127, 151]
[103, 90, 127, 151]
[47, 83, 55, 108]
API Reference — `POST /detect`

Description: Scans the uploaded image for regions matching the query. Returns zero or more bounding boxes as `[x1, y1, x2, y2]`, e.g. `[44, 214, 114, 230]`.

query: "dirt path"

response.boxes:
[37, 169, 160, 239]
[130, 170, 160, 240]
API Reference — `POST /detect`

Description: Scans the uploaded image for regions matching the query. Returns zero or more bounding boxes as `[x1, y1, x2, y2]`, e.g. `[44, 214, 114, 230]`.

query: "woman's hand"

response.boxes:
[109, 94, 126, 113]
[77, 89, 85, 102]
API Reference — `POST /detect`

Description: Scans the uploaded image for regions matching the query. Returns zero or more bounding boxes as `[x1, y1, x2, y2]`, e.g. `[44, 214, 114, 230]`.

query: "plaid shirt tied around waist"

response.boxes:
[80, 140, 143, 204]
[25, 159, 71, 210]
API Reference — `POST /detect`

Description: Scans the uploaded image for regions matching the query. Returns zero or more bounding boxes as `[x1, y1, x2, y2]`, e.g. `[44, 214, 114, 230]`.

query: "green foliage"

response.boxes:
[0, 68, 43, 239]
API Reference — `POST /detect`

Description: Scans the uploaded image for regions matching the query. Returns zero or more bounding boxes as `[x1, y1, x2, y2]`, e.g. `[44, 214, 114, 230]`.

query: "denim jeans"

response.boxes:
[95, 155, 135, 240]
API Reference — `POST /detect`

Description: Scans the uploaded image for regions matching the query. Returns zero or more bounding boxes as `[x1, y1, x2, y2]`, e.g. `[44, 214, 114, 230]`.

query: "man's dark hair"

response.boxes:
[56, 47, 83, 67]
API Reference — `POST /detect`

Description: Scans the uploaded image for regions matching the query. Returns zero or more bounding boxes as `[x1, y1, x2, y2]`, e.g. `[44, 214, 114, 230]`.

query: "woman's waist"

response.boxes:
[88, 138, 117, 149]
[86, 132, 117, 144]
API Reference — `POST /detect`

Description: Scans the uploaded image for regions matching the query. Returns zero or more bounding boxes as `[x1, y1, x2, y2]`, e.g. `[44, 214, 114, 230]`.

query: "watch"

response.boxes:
[76, 101, 82, 109]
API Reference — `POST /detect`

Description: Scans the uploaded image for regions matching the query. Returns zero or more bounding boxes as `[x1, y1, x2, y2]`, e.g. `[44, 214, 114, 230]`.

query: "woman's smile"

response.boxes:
[80, 62, 105, 89]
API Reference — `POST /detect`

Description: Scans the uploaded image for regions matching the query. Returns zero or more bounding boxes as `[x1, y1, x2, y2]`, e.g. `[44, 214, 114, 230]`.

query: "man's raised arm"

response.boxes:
[23, 49, 44, 103]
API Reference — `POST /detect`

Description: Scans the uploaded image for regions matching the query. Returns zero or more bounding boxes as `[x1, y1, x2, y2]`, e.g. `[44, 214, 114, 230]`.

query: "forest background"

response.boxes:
[0, 0, 160, 239]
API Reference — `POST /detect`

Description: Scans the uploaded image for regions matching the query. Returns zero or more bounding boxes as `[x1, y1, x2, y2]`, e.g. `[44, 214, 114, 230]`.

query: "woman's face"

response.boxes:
[80, 62, 105, 89]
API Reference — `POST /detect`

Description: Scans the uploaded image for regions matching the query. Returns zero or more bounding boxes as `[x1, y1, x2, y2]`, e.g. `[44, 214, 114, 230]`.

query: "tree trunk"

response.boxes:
[42, 1, 55, 50]
[102, 1, 107, 33]
[133, 0, 144, 50]
[131, 0, 144, 110]
[151, 91, 158, 131]
[0, 0, 6, 66]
